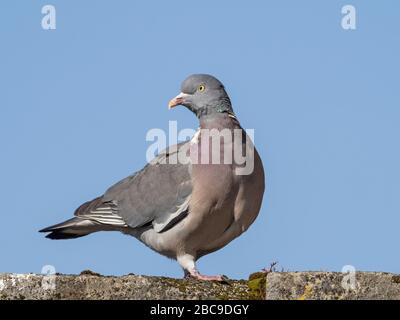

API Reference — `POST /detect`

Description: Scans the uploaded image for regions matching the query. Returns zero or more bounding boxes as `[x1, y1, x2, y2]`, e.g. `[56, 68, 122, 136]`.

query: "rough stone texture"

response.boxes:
[265, 272, 400, 300]
[0, 272, 249, 300]
[0, 271, 399, 300]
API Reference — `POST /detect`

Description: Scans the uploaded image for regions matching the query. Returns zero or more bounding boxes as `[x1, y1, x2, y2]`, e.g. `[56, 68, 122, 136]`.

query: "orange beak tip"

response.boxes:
[168, 100, 177, 109]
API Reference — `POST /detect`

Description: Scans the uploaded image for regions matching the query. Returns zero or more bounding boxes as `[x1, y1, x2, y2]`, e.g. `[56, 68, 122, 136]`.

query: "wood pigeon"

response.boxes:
[40, 74, 265, 281]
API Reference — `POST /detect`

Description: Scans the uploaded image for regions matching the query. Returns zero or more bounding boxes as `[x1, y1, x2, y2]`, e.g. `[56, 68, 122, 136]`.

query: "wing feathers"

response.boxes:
[103, 141, 193, 231]
[42, 141, 192, 237]
[74, 197, 128, 227]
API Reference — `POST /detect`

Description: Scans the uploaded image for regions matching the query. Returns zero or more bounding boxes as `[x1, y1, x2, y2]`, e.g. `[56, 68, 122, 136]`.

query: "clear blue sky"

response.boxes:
[1, 1, 399, 279]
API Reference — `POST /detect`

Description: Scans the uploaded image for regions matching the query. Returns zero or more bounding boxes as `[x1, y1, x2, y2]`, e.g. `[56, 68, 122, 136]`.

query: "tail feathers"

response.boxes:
[43, 230, 87, 240]
[39, 217, 100, 240]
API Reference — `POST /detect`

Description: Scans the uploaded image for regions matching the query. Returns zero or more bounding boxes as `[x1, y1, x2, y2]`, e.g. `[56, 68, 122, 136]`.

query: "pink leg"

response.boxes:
[179, 254, 228, 282]
[186, 269, 227, 282]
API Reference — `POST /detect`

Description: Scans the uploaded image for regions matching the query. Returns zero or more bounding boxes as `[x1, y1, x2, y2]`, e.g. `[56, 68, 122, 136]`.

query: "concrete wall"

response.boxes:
[0, 271, 399, 300]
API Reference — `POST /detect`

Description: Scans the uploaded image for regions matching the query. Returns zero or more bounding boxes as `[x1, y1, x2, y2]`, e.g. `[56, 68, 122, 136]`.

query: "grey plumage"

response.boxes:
[104, 142, 192, 232]
[40, 74, 265, 281]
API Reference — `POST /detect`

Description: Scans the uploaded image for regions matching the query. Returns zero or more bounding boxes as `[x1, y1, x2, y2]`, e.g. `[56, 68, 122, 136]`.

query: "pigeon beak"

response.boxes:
[168, 92, 188, 109]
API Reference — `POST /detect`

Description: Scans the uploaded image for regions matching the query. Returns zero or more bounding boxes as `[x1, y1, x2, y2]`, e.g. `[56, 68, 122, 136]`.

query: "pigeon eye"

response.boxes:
[198, 84, 206, 92]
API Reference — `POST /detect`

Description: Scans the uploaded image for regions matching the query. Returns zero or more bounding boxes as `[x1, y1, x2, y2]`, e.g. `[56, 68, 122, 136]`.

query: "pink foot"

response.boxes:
[186, 269, 228, 282]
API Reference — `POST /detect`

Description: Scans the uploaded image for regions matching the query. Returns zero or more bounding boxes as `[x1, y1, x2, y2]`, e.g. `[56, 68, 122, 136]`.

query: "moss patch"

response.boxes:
[79, 270, 102, 277]
[247, 272, 267, 300]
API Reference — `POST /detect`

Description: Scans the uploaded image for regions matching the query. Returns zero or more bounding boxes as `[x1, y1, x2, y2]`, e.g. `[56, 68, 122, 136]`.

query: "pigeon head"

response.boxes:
[169, 74, 233, 118]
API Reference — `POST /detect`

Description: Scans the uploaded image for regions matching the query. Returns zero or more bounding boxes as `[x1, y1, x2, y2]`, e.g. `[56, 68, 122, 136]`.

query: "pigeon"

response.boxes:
[40, 74, 265, 281]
